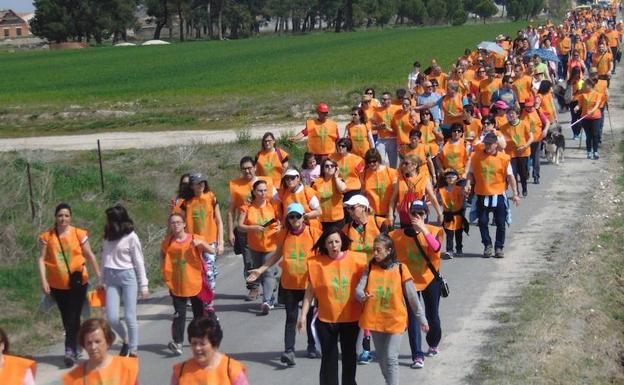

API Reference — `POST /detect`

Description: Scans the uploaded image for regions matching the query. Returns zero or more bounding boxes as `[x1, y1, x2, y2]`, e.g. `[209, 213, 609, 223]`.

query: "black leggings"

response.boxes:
[171, 294, 204, 343]
[444, 228, 463, 252]
[51, 284, 88, 353]
[280, 287, 316, 352]
[316, 320, 359, 385]
[582, 118, 601, 154]
[510, 157, 529, 193]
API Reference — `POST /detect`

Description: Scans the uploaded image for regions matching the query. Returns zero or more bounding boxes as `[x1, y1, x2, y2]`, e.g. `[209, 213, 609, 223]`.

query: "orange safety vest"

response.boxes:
[521, 110, 544, 142]
[494, 114, 508, 129]
[439, 185, 465, 231]
[241, 200, 280, 252]
[373, 105, 400, 139]
[229, 176, 273, 211]
[279, 185, 321, 229]
[279, 225, 321, 290]
[512, 75, 534, 104]
[173, 355, 246, 385]
[464, 118, 483, 140]
[578, 90, 603, 120]
[346, 122, 371, 158]
[330, 153, 364, 192]
[256, 148, 289, 186]
[359, 263, 412, 334]
[392, 109, 417, 145]
[362, 166, 398, 217]
[470, 150, 511, 196]
[592, 51, 613, 76]
[161, 235, 204, 297]
[440, 94, 464, 126]
[479, 78, 502, 106]
[390, 225, 443, 290]
[418, 121, 439, 156]
[538, 92, 557, 123]
[0, 355, 36, 385]
[307, 250, 367, 323]
[185, 192, 218, 244]
[63, 356, 138, 385]
[306, 119, 339, 155]
[311, 177, 344, 222]
[39, 226, 89, 290]
[440, 139, 468, 174]
[342, 216, 387, 260]
[396, 173, 428, 211]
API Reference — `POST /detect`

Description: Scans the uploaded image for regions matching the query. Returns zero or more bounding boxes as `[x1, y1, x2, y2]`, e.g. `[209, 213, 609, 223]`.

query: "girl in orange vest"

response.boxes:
[162, 213, 216, 356]
[344, 107, 374, 158]
[297, 228, 367, 385]
[389, 200, 444, 369]
[439, 123, 470, 180]
[169, 173, 192, 215]
[63, 319, 138, 385]
[279, 167, 322, 229]
[312, 158, 348, 231]
[246, 203, 322, 365]
[171, 314, 248, 385]
[400, 129, 436, 185]
[356, 234, 429, 385]
[238, 180, 281, 315]
[186, 173, 224, 311]
[0, 327, 36, 385]
[362, 148, 399, 218]
[256, 132, 290, 186]
[37, 203, 101, 367]
[439, 169, 467, 259]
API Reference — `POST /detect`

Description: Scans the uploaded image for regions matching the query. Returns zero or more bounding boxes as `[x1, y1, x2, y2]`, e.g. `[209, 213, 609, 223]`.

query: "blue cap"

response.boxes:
[410, 200, 427, 212]
[287, 203, 305, 216]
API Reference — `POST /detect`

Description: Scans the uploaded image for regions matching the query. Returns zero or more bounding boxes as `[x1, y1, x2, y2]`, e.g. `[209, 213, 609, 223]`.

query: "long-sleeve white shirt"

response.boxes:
[101, 231, 149, 289]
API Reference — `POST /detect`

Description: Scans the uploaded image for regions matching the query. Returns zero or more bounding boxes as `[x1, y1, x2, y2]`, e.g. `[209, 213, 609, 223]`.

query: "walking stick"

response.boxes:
[606, 102, 616, 143]
[571, 114, 587, 149]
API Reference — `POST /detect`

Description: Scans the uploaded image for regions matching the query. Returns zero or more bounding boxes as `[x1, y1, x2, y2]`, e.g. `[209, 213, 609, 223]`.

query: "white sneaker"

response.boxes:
[167, 341, 183, 356]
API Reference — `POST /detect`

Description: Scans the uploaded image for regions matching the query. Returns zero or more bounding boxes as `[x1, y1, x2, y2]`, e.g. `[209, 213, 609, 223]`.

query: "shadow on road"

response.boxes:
[229, 350, 296, 370]
[33, 354, 67, 369]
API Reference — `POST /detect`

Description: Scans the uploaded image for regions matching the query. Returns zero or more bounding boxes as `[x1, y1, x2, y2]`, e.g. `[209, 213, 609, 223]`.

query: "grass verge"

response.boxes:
[0, 137, 305, 354]
[467, 142, 624, 385]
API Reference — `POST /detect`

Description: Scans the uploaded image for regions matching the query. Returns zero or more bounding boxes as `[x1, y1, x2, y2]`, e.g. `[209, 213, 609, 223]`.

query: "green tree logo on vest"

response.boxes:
[320, 187, 333, 212]
[447, 199, 456, 212]
[512, 132, 522, 148]
[56, 241, 72, 268]
[172, 250, 187, 288]
[374, 176, 386, 199]
[339, 162, 350, 180]
[383, 112, 392, 130]
[257, 214, 270, 240]
[332, 275, 350, 303]
[374, 285, 392, 312]
[397, 118, 405, 132]
[446, 98, 457, 115]
[445, 151, 459, 168]
[482, 161, 496, 184]
[192, 206, 207, 233]
[423, 130, 433, 143]
[406, 245, 425, 273]
[529, 120, 537, 135]
[318, 126, 328, 147]
[263, 159, 276, 177]
[355, 235, 372, 255]
[353, 129, 365, 147]
[515, 82, 525, 94]
[290, 248, 306, 274]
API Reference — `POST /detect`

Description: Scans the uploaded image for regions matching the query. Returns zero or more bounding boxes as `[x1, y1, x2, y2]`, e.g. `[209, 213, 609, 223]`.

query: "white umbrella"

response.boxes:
[142, 40, 171, 46]
[477, 41, 505, 56]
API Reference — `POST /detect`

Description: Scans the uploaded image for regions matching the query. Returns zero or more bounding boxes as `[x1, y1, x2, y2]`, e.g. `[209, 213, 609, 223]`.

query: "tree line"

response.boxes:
[30, 0, 554, 44]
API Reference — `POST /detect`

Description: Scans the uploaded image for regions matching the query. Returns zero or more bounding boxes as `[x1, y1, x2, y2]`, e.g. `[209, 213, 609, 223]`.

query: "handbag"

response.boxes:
[193, 236, 214, 304]
[55, 227, 84, 291]
[412, 233, 450, 298]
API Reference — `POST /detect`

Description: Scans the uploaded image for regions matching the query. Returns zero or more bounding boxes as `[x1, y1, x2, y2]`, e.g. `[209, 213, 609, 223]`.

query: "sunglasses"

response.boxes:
[452, 129, 463, 133]
[366, 159, 379, 164]
[366, 91, 374, 94]
[337, 144, 348, 148]
[351, 113, 359, 116]
[284, 175, 298, 181]
[410, 211, 426, 217]
[287, 214, 303, 220]
[324, 164, 336, 169]
[483, 121, 493, 125]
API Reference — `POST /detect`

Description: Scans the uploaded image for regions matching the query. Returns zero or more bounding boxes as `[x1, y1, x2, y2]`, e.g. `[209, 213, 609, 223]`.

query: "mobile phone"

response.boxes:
[263, 218, 277, 227]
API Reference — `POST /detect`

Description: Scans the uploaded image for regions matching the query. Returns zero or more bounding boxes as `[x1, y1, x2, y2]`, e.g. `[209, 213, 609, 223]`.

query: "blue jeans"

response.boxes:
[476, 194, 508, 249]
[407, 278, 442, 360]
[104, 268, 139, 352]
[376, 138, 398, 168]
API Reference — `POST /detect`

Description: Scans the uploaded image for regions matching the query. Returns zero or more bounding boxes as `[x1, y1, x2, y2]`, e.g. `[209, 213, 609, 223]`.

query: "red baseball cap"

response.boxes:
[317, 103, 329, 113]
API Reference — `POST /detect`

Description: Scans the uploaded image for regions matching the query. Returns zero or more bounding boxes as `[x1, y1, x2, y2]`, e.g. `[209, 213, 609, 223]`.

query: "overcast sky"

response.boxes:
[3, 0, 34, 12]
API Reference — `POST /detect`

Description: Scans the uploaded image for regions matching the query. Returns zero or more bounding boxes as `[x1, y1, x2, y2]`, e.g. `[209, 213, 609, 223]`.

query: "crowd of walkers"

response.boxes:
[1, 4, 621, 385]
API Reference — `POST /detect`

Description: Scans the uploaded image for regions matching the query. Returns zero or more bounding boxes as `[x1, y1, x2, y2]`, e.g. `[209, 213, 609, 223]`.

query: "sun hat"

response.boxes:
[343, 195, 370, 208]
[287, 203, 305, 216]
[282, 168, 300, 178]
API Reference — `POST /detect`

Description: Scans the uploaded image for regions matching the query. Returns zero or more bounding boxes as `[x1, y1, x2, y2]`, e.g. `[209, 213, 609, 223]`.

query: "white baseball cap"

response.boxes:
[343, 195, 370, 208]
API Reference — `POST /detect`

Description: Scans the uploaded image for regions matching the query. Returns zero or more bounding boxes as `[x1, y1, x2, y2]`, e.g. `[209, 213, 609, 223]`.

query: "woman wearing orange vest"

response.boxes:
[500, 108, 534, 197]
[185, 173, 224, 311]
[389, 155, 443, 228]
[256, 132, 290, 186]
[389, 200, 444, 369]
[439, 123, 470, 180]
[37, 203, 101, 367]
[297, 228, 367, 385]
[279, 167, 322, 229]
[169, 173, 192, 215]
[63, 319, 138, 385]
[574, 79, 603, 159]
[356, 234, 429, 384]
[362, 149, 399, 219]
[439, 169, 467, 259]
[344, 107, 374, 158]
[238, 180, 281, 315]
[401, 129, 436, 184]
[312, 158, 348, 231]
[330, 138, 365, 200]
[162, 213, 215, 356]
[247, 203, 322, 366]
[171, 314, 248, 385]
[0, 327, 36, 385]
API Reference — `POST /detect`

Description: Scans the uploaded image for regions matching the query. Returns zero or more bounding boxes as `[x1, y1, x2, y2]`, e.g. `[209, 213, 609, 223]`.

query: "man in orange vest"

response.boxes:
[289, 103, 340, 164]
[464, 133, 520, 258]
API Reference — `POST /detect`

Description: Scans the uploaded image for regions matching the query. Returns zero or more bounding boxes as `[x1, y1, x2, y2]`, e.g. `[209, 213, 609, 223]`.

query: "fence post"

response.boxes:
[97, 140, 105, 192]
[26, 162, 35, 221]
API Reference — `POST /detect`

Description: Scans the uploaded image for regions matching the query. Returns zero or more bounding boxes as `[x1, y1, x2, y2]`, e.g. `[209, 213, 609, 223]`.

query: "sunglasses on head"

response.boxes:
[287, 213, 303, 220]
